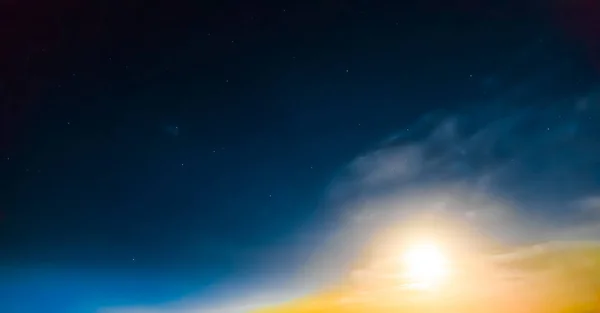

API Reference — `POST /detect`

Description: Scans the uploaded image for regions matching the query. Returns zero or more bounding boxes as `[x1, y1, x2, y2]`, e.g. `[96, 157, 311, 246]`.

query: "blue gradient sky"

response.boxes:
[3, 1, 600, 312]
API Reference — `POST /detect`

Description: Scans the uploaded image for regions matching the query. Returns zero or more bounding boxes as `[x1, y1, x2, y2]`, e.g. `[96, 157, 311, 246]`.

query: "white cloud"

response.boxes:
[308, 101, 600, 287]
[100, 91, 600, 313]
[576, 196, 600, 215]
[350, 144, 423, 186]
[99, 288, 304, 313]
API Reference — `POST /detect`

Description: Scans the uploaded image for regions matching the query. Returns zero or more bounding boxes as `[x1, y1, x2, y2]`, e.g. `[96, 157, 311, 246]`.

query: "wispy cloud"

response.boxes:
[303, 92, 600, 294]
[99, 288, 304, 313]
[103, 87, 600, 312]
[337, 101, 600, 237]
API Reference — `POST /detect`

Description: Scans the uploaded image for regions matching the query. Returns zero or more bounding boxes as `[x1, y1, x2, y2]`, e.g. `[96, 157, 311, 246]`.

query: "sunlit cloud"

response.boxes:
[104, 87, 600, 313]
[255, 93, 600, 312]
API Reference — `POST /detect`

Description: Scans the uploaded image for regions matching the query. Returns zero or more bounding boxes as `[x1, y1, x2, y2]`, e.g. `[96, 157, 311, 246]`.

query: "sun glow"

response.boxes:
[402, 242, 449, 290]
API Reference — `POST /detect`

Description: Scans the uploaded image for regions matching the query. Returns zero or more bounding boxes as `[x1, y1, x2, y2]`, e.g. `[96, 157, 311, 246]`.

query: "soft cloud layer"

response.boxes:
[303, 96, 600, 290]
[104, 93, 600, 313]
[335, 102, 600, 236]
[100, 287, 307, 313]
[249, 96, 600, 313]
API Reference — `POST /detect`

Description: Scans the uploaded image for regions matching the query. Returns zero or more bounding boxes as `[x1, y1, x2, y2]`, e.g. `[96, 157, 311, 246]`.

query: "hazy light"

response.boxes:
[402, 242, 448, 290]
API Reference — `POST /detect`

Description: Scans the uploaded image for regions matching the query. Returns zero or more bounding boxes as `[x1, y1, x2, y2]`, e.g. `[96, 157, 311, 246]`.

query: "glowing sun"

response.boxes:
[401, 242, 449, 290]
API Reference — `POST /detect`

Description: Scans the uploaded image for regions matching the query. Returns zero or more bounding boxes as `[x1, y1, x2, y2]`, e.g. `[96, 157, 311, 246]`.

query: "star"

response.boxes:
[165, 125, 179, 136]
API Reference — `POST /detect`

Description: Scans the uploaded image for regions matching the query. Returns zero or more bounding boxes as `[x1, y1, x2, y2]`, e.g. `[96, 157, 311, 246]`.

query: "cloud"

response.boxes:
[576, 196, 600, 215]
[300, 98, 600, 295]
[103, 94, 600, 313]
[337, 102, 600, 236]
[350, 144, 424, 186]
[265, 101, 600, 310]
[99, 288, 305, 313]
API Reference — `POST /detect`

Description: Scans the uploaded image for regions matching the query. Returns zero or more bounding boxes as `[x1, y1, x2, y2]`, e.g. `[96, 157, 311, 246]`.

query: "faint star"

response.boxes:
[346, 69, 349, 73]
[225, 79, 229, 83]
[67, 121, 70, 125]
[165, 125, 179, 136]
[212, 150, 216, 153]
[181, 163, 184, 167]
[269, 194, 272, 198]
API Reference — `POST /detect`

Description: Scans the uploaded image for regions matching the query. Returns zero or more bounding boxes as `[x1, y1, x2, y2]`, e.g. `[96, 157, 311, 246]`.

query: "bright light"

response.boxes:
[402, 242, 448, 290]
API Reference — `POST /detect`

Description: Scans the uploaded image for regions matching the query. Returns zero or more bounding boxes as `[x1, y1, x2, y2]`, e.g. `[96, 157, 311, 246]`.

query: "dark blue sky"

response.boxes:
[2, 1, 600, 312]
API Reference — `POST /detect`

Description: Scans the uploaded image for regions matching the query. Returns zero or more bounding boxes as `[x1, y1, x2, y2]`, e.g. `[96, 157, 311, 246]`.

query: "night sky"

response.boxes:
[2, 1, 600, 312]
